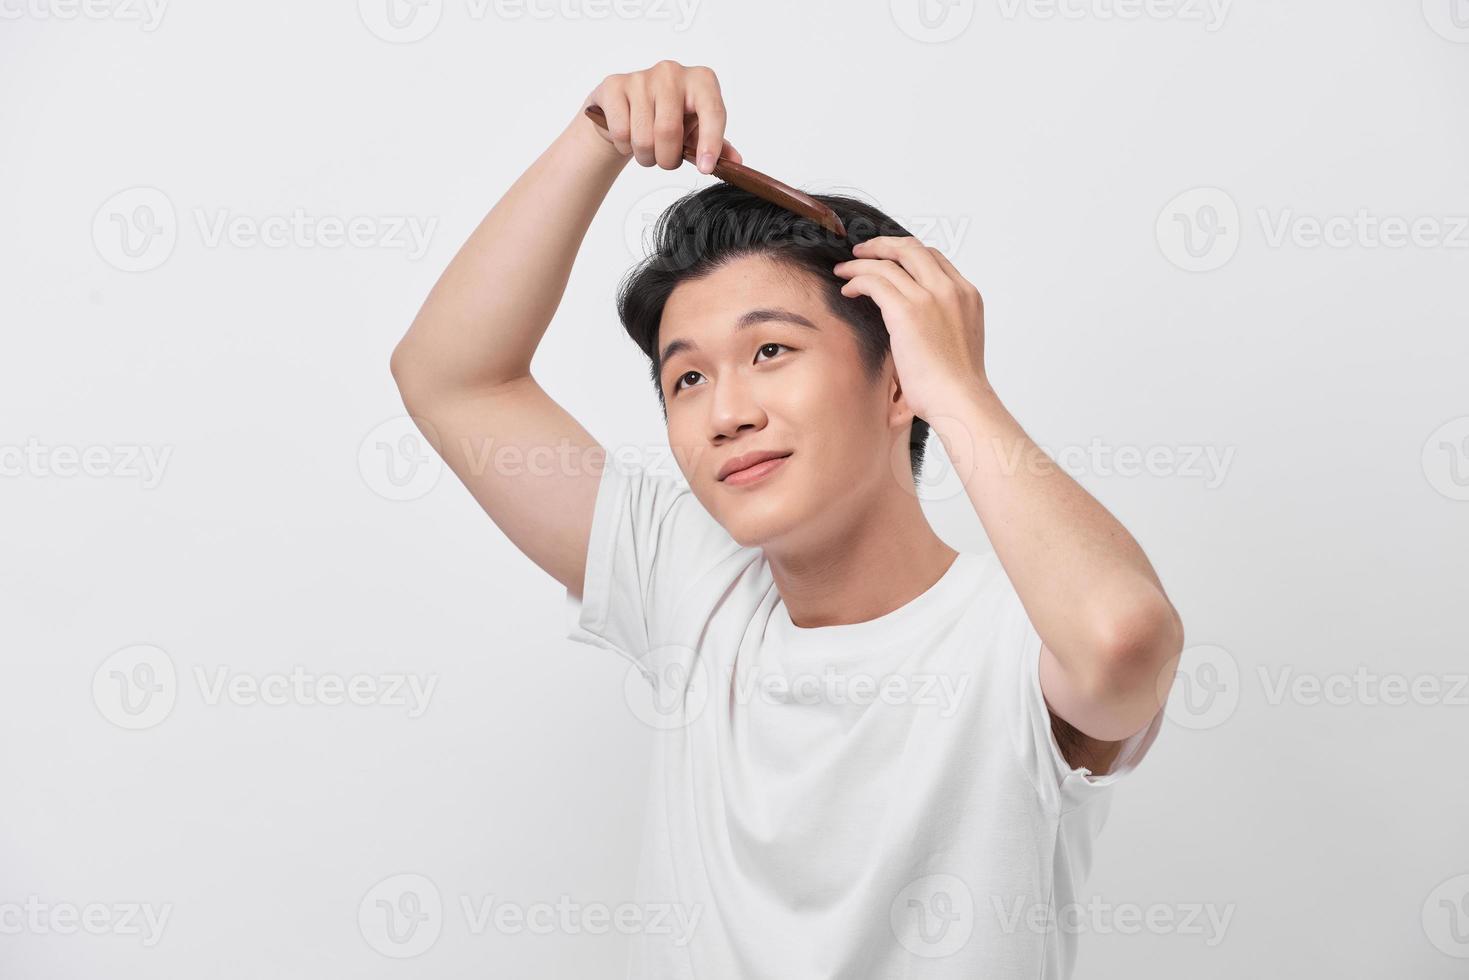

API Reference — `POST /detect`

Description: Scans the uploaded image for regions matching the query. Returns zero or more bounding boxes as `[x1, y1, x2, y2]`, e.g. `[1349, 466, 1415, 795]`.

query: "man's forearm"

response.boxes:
[934, 387, 1183, 682]
[391, 109, 630, 396]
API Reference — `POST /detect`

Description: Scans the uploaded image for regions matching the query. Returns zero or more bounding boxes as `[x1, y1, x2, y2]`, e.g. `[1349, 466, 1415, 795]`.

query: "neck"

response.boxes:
[763, 482, 958, 629]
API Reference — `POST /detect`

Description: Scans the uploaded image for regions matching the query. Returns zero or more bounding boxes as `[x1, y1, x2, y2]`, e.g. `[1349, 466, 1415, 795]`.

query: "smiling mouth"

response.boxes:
[721, 453, 791, 486]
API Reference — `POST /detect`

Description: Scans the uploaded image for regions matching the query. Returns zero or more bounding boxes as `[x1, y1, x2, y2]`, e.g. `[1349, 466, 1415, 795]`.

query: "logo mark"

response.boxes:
[93, 187, 177, 272]
[358, 415, 443, 502]
[1422, 416, 1469, 501]
[358, 0, 443, 42]
[359, 873, 443, 957]
[890, 0, 975, 42]
[1162, 643, 1239, 730]
[623, 647, 709, 730]
[93, 644, 178, 730]
[1423, 873, 1469, 957]
[890, 873, 974, 957]
[1423, 0, 1469, 41]
[1157, 187, 1240, 272]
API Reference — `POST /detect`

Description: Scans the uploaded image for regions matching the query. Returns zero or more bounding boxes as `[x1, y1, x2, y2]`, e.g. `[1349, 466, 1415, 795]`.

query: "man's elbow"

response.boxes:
[1087, 593, 1184, 737]
[389, 339, 422, 393]
[390, 339, 443, 412]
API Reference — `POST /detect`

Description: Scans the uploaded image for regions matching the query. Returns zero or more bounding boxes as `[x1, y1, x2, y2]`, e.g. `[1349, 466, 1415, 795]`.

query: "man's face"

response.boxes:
[658, 253, 908, 550]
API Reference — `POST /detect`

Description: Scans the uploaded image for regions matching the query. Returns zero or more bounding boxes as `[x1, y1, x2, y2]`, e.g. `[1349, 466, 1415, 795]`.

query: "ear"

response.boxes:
[886, 355, 916, 432]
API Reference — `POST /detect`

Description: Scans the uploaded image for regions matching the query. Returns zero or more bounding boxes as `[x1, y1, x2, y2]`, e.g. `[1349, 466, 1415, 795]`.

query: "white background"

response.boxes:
[3, 0, 1467, 976]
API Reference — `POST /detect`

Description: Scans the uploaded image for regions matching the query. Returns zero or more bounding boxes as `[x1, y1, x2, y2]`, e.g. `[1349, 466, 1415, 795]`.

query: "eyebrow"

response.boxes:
[659, 308, 820, 370]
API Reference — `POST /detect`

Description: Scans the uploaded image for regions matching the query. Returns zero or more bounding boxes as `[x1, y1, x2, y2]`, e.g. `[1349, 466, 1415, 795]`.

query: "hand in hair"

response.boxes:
[832, 237, 989, 420]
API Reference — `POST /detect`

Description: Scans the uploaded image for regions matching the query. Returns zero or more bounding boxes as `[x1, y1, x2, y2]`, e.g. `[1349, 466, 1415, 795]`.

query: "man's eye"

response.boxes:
[672, 345, 791, 394]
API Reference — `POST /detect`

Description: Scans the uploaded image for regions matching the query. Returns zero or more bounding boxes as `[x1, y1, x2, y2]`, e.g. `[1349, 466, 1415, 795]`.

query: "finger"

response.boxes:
[597, 78, 633, 156]
[652, 71, 687, 171]
[683, 123, 742, 168]
[853, 236, 952, 296]
[923, 247, 980, 301]
[684, 68, 728, 174]
[833, 257, 926, 304]
[627, 74, 657, 167]
[837, 273, 910, 325]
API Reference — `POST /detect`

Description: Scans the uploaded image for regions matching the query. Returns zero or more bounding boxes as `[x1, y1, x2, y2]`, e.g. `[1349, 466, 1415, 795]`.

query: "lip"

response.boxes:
[718, 450, 792, 483]
[722, 454, 789, 487]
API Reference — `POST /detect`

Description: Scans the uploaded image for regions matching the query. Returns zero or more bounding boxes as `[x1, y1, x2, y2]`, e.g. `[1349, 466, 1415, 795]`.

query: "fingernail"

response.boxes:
[697, 152, 714, 173]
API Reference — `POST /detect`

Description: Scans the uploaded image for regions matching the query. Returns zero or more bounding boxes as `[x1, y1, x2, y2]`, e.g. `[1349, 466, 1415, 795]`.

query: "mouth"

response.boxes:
[719, 451, 792, 486]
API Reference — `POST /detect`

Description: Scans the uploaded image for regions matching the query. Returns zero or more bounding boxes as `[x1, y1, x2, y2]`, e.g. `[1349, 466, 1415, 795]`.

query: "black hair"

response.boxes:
[614, 182, 930, 482]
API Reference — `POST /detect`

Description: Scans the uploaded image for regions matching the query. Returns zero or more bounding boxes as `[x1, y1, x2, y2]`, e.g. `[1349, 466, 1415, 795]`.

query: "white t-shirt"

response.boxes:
[565, 456, 1165, 979]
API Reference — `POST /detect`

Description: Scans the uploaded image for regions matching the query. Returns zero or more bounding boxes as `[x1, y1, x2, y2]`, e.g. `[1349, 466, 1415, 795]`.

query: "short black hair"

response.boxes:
[615, 182, 930, 482]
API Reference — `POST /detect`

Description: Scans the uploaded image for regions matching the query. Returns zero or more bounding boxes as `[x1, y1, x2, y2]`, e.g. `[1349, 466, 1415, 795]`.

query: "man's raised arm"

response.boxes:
[389, 63, 739, 597]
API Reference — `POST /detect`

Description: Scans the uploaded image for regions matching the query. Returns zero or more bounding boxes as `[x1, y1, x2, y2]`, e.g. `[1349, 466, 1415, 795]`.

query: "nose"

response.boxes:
[708, 370, 767, 442]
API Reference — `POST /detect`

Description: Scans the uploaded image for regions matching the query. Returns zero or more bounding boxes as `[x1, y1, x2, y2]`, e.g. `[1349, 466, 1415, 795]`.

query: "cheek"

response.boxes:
[664, 417, 703, 477]
[781, 373, 882, 469]
[792, 361, 876, 422]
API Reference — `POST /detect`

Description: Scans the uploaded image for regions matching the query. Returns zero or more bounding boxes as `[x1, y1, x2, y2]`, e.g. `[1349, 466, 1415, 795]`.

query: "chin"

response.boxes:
[715, 492, 809, 551]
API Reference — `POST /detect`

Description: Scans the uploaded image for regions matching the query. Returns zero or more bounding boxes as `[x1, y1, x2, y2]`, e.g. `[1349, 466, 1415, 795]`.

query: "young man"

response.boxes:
[391, 61, 1183, 979]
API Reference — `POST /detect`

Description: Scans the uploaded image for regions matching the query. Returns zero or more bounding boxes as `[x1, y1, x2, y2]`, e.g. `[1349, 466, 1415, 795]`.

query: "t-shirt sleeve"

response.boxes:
[564, 454, 740, 673]
[1000, 579, 1166, 815]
